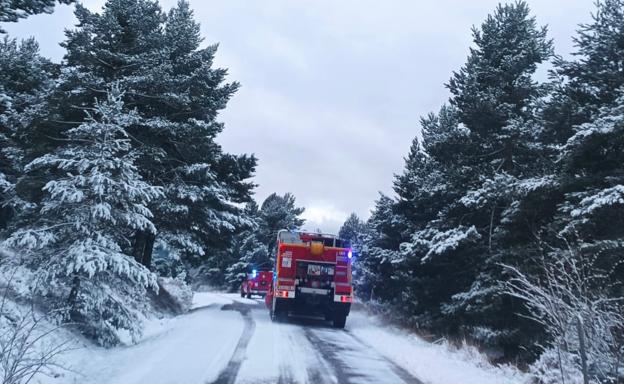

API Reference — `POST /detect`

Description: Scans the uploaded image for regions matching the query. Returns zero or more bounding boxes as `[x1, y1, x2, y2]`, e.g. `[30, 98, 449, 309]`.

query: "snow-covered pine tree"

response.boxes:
[45, 0, 256, 279]
[223, 201, 269, 288]
[430, 1, 554, 352]
[4, 85, 162, 346]
[362, 2, 554, 353]
[544, 0, 624, 145]
[393, 108, 484, 330]
[0, 0, 74, 32]
[0, 37, 55, 230]
[225, 230, 270, 290]
[257, 193, 305, 258]
[224, 193, 304, 289]
[544, 0, 624, 291]
[338, 213, 366, 249]
[447, 1, 552, 175]
[555, 94, 624, 288]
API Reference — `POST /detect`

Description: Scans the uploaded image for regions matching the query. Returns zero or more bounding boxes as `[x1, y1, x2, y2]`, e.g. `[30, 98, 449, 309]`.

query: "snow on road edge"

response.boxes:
[347, 310, 528, 384]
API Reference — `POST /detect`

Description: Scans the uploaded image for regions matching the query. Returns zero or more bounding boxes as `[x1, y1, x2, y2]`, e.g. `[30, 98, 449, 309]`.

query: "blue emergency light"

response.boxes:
[252, 269, 257, 278]
[347, 250, 353, 259]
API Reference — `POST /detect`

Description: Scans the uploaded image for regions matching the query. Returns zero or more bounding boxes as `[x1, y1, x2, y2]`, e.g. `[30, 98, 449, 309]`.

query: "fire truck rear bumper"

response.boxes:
[275, 289, 351, 317]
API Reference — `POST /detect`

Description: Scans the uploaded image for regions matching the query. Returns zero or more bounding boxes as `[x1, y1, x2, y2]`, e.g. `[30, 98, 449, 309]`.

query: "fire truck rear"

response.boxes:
[265, 230, 353, 328]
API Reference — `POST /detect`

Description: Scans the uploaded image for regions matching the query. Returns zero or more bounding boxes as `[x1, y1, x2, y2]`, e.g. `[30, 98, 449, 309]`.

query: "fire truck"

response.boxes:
[265, 230, 353, 328]
[241, 269, 273, 298]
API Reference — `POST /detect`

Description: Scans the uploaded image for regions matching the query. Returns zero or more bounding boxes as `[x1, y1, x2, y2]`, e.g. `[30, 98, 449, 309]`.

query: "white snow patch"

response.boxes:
[37, 292, 245, 384]
[191, 290, 234, 309]
[347, 310, 528, 384]
[192, 291, 260, 309]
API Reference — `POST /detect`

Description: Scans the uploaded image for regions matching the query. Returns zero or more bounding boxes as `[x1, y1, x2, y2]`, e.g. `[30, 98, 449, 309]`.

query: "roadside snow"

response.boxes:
[192, 290, 235, 309]
[191, 291, 258, 309]
[29, 292, 528, 384]
[347, 310, 528, 384]
[37, 292, 245, 384]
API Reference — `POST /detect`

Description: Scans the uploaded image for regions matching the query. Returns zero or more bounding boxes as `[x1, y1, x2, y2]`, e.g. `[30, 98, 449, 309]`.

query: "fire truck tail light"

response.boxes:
[276, 290, 295, 299]
[334, 294, 352, 303]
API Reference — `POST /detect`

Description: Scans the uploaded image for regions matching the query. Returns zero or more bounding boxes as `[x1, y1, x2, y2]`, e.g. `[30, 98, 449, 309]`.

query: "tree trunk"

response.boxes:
[142, 232, 155, 268]
[0, 206, 12, 230]
[67, 275, 81, 321]
[132, 230, 156, 269]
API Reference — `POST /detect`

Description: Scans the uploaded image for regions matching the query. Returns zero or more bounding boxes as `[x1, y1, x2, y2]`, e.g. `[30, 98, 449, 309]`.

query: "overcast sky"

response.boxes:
[3, 0, 595, 233]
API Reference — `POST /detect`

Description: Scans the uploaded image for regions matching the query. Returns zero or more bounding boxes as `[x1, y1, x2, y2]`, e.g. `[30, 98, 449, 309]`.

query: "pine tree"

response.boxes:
[338, 213, 365, 248]
[448, 1, 552, 175]
[0, 0, 74, 32]
[257, 193, 305, 257]
[556, 95, 624, 287]
[224, 193, 304, 288]
[224, 201, 269, 288]
[4, 86, 161, 346]
[0, 37, 56, 230]
[534, 0, 624, 308]
[42, 0, 256, 276]
[359, 2, 555, 353]
[431, 2, 554, 351]
[225, 232, 269, 289]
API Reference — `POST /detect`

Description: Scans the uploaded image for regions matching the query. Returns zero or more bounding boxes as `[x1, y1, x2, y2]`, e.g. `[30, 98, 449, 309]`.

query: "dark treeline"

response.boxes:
[341, 1, 624, 381]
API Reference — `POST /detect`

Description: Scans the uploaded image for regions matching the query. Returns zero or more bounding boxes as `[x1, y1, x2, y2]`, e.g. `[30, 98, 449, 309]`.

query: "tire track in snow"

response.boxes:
[345, 330, 425, 384]
[304, 327, 424, 384]
[209, 303, 257, 384]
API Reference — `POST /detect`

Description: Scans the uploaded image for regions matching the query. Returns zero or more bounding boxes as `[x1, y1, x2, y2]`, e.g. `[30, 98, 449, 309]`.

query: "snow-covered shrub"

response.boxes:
[506, 244, 624, 383]
[156, 277, 192, 314]
[0, 249, 72, 384]
[0, 300, 72, 384]
[529, 348, 584, 384]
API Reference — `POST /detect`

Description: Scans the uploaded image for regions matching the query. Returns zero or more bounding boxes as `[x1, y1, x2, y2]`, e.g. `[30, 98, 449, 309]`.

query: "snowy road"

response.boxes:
[212, 299, 422, 384]
[50, 292, 525, 384]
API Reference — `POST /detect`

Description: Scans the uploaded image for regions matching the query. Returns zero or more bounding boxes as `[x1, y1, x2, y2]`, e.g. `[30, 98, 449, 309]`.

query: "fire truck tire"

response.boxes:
[240, 291, 245, 298]
[271, 300, 286, 322]
[332, 314, 346, 329]
[247, 292, 252, 299]
[270, 308, 284, 322]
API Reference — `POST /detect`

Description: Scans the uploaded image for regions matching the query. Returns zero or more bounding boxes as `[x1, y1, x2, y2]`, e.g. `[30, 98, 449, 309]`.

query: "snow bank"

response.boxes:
[347, 310, 528, 384]
[38, 292, 245, 384]
[192, 290, 235, 309]
[155, 276, 193, 313]
[191, 290, 259, 309]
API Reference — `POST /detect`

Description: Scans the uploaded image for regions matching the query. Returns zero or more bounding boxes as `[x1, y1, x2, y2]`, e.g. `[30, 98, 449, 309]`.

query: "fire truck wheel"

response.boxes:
[332, 314, 346, 329]
[240, 291, 245, 298]
[246, 292, 252, 299]
[270, 308, 283, 322]
[271, 300, 286, 322]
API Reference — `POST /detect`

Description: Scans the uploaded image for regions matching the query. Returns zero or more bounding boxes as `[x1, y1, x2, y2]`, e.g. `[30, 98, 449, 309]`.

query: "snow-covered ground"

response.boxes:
[348, 311, 526, 384]
[34, 292, 528, 384]
[36, 293, 241, 384]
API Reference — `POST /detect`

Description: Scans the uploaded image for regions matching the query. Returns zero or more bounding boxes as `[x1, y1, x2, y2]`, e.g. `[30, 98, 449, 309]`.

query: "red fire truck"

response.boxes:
[265, 230, 353, 328]
[241, 269, 273, 298]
